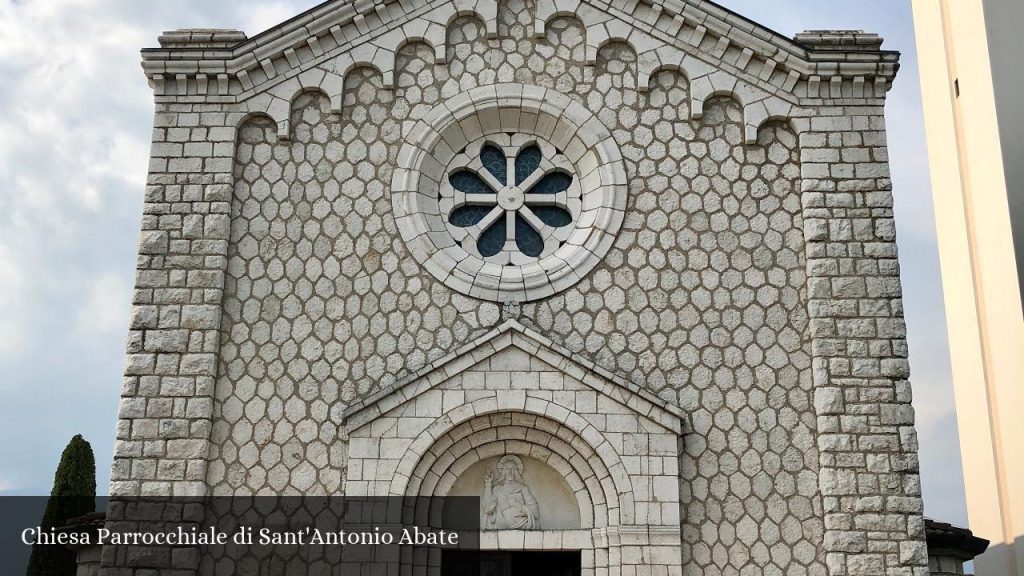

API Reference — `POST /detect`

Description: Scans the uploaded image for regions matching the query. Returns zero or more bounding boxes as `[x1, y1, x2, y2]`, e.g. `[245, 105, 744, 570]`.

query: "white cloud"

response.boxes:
[240, 1, 307, 36]
[89, 132, 152, 188]
[0, 478, 21, 493]
[76, 274, 131, 338]
[0, 244, 25, 355]
[0, 0, 318, 494]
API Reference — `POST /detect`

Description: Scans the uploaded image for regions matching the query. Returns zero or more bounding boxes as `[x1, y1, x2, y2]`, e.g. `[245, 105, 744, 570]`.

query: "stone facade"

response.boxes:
[109, 1, 923, 575]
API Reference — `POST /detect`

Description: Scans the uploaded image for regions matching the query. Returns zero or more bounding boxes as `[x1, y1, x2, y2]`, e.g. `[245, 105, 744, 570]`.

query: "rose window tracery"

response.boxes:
[441, 135, 582, 265]
[392, 84, 627, 302]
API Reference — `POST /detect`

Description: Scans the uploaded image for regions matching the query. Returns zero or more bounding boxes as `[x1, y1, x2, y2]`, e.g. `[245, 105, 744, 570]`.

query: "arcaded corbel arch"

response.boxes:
[292, 69, 345, 116]
[395, 18, 448, 64]
[633, 40, 800, 142]
[231, 111, 280, 150]
[370, 28, 407, 82]
[261, 69, 346, 138]
[585, 18, 633, 65]
[744, 97, 796, 144]
[241, 92, 292, 140]
[689, 69, 738, 120]
[335, 43, 395, 89]
[637, 44, 685, 92]
[722, 78, 797, 144]
[294, 68, 326, 97]
[442, 0, 498, 39]
[533, 0, 602, 38]
[743, 100, 770, 143]
[588, 37, 637, 69]
[318, 71, 346, 114]
[637, 44, 720, 95]
[688, 70, 799, 144]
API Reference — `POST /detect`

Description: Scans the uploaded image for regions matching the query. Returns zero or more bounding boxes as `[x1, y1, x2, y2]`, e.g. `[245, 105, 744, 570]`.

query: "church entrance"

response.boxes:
[442, 551, 581, 576]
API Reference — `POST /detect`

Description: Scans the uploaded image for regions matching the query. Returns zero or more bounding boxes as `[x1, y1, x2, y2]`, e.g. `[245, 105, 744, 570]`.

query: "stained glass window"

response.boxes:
[481, 145, 507, 184]
[515, 146, 542, 185]
[530, 172, 572, 194]
[445, 139, 576, 262]
[449, 206, 493, 227]
[450, 171, 495, 194]
[478, 218, 507, 257]
[530, 206, 572, 228]
[515, 214, 544, 257]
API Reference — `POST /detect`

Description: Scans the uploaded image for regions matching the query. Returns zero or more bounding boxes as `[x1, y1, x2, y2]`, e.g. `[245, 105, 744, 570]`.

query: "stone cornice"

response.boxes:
[140, 0, 900, 106]
[342, 319, 686, 435]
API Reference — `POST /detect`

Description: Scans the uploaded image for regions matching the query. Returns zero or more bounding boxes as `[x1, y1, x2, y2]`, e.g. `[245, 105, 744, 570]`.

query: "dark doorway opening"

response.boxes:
[442, 550, 581, 576]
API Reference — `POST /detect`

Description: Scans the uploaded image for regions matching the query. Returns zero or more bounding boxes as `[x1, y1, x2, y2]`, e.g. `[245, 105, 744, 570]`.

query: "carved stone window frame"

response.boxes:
[392, 84, 627, 303]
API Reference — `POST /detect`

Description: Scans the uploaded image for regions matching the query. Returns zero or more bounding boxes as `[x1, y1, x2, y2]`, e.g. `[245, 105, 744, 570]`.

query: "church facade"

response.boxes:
[110, 0, 925, 575]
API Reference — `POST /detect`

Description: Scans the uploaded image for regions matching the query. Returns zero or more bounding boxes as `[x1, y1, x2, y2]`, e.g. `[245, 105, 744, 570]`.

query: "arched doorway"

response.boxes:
[342, 321, 686, 576]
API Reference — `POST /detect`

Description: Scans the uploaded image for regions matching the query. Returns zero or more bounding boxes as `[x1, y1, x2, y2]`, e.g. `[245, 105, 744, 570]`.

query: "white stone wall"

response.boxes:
[108, 1, 924, 576]
[798, 108, 928, 575]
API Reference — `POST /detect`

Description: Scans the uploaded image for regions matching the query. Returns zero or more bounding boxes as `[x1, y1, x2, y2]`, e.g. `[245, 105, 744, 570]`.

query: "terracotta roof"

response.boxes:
[925, 518, 989, 560]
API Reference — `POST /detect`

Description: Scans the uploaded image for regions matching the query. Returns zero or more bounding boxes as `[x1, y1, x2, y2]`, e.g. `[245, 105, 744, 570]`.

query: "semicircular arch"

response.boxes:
[390, 406, 634, 527]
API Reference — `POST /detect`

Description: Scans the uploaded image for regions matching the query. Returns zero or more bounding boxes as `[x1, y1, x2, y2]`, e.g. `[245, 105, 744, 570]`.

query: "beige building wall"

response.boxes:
[912, 1, 1024, 574]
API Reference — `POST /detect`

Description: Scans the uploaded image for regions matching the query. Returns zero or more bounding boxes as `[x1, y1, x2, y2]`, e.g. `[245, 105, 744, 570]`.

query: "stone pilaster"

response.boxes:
[111, 103, 235, 498]
[102, 102, 237, 575]
[800, 107, 929, 576]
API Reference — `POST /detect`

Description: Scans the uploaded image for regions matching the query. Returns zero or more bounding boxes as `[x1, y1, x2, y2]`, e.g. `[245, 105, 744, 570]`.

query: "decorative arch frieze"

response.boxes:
[144, 0, 897, 146]
[391, 19, 449, 64]
[205, 4, 833, 146]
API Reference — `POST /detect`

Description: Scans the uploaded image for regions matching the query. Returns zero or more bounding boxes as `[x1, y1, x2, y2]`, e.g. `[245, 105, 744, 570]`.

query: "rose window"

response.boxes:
[393, 84, 627, 302]
[440, 134, 582, 265]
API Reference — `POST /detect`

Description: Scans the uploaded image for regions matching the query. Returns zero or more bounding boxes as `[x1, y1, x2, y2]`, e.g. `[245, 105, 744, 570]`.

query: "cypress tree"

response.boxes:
[26, 434, 96, 576]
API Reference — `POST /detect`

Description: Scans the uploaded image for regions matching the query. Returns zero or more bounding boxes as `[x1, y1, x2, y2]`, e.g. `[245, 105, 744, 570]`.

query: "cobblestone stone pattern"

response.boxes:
[111, 1, 925, 576]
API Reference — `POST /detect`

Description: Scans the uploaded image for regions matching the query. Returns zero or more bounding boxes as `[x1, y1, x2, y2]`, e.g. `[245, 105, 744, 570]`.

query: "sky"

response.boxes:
[0, 0, 968, 527]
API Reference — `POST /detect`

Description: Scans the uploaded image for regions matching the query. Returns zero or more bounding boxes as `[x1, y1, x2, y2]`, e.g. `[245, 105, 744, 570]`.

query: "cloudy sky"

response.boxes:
[0, 0, 967, 525]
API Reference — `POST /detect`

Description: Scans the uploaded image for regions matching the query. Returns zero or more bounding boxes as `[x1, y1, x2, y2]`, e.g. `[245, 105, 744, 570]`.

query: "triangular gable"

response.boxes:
[143, 0, 899, 142]
[341, 319, 685, 435]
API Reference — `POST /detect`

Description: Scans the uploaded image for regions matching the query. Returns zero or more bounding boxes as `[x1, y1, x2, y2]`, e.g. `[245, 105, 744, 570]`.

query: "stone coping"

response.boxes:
[341, 319, 686, 434]
[139, 0, 900, 105]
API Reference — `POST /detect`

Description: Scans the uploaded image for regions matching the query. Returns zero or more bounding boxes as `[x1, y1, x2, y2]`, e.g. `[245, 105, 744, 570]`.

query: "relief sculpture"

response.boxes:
[483, 455, 540, 530]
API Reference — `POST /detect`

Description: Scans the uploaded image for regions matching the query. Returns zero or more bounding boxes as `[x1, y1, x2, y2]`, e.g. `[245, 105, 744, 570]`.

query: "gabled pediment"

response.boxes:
[341, 319, 685, 435]
[143, 0, 899, 143]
